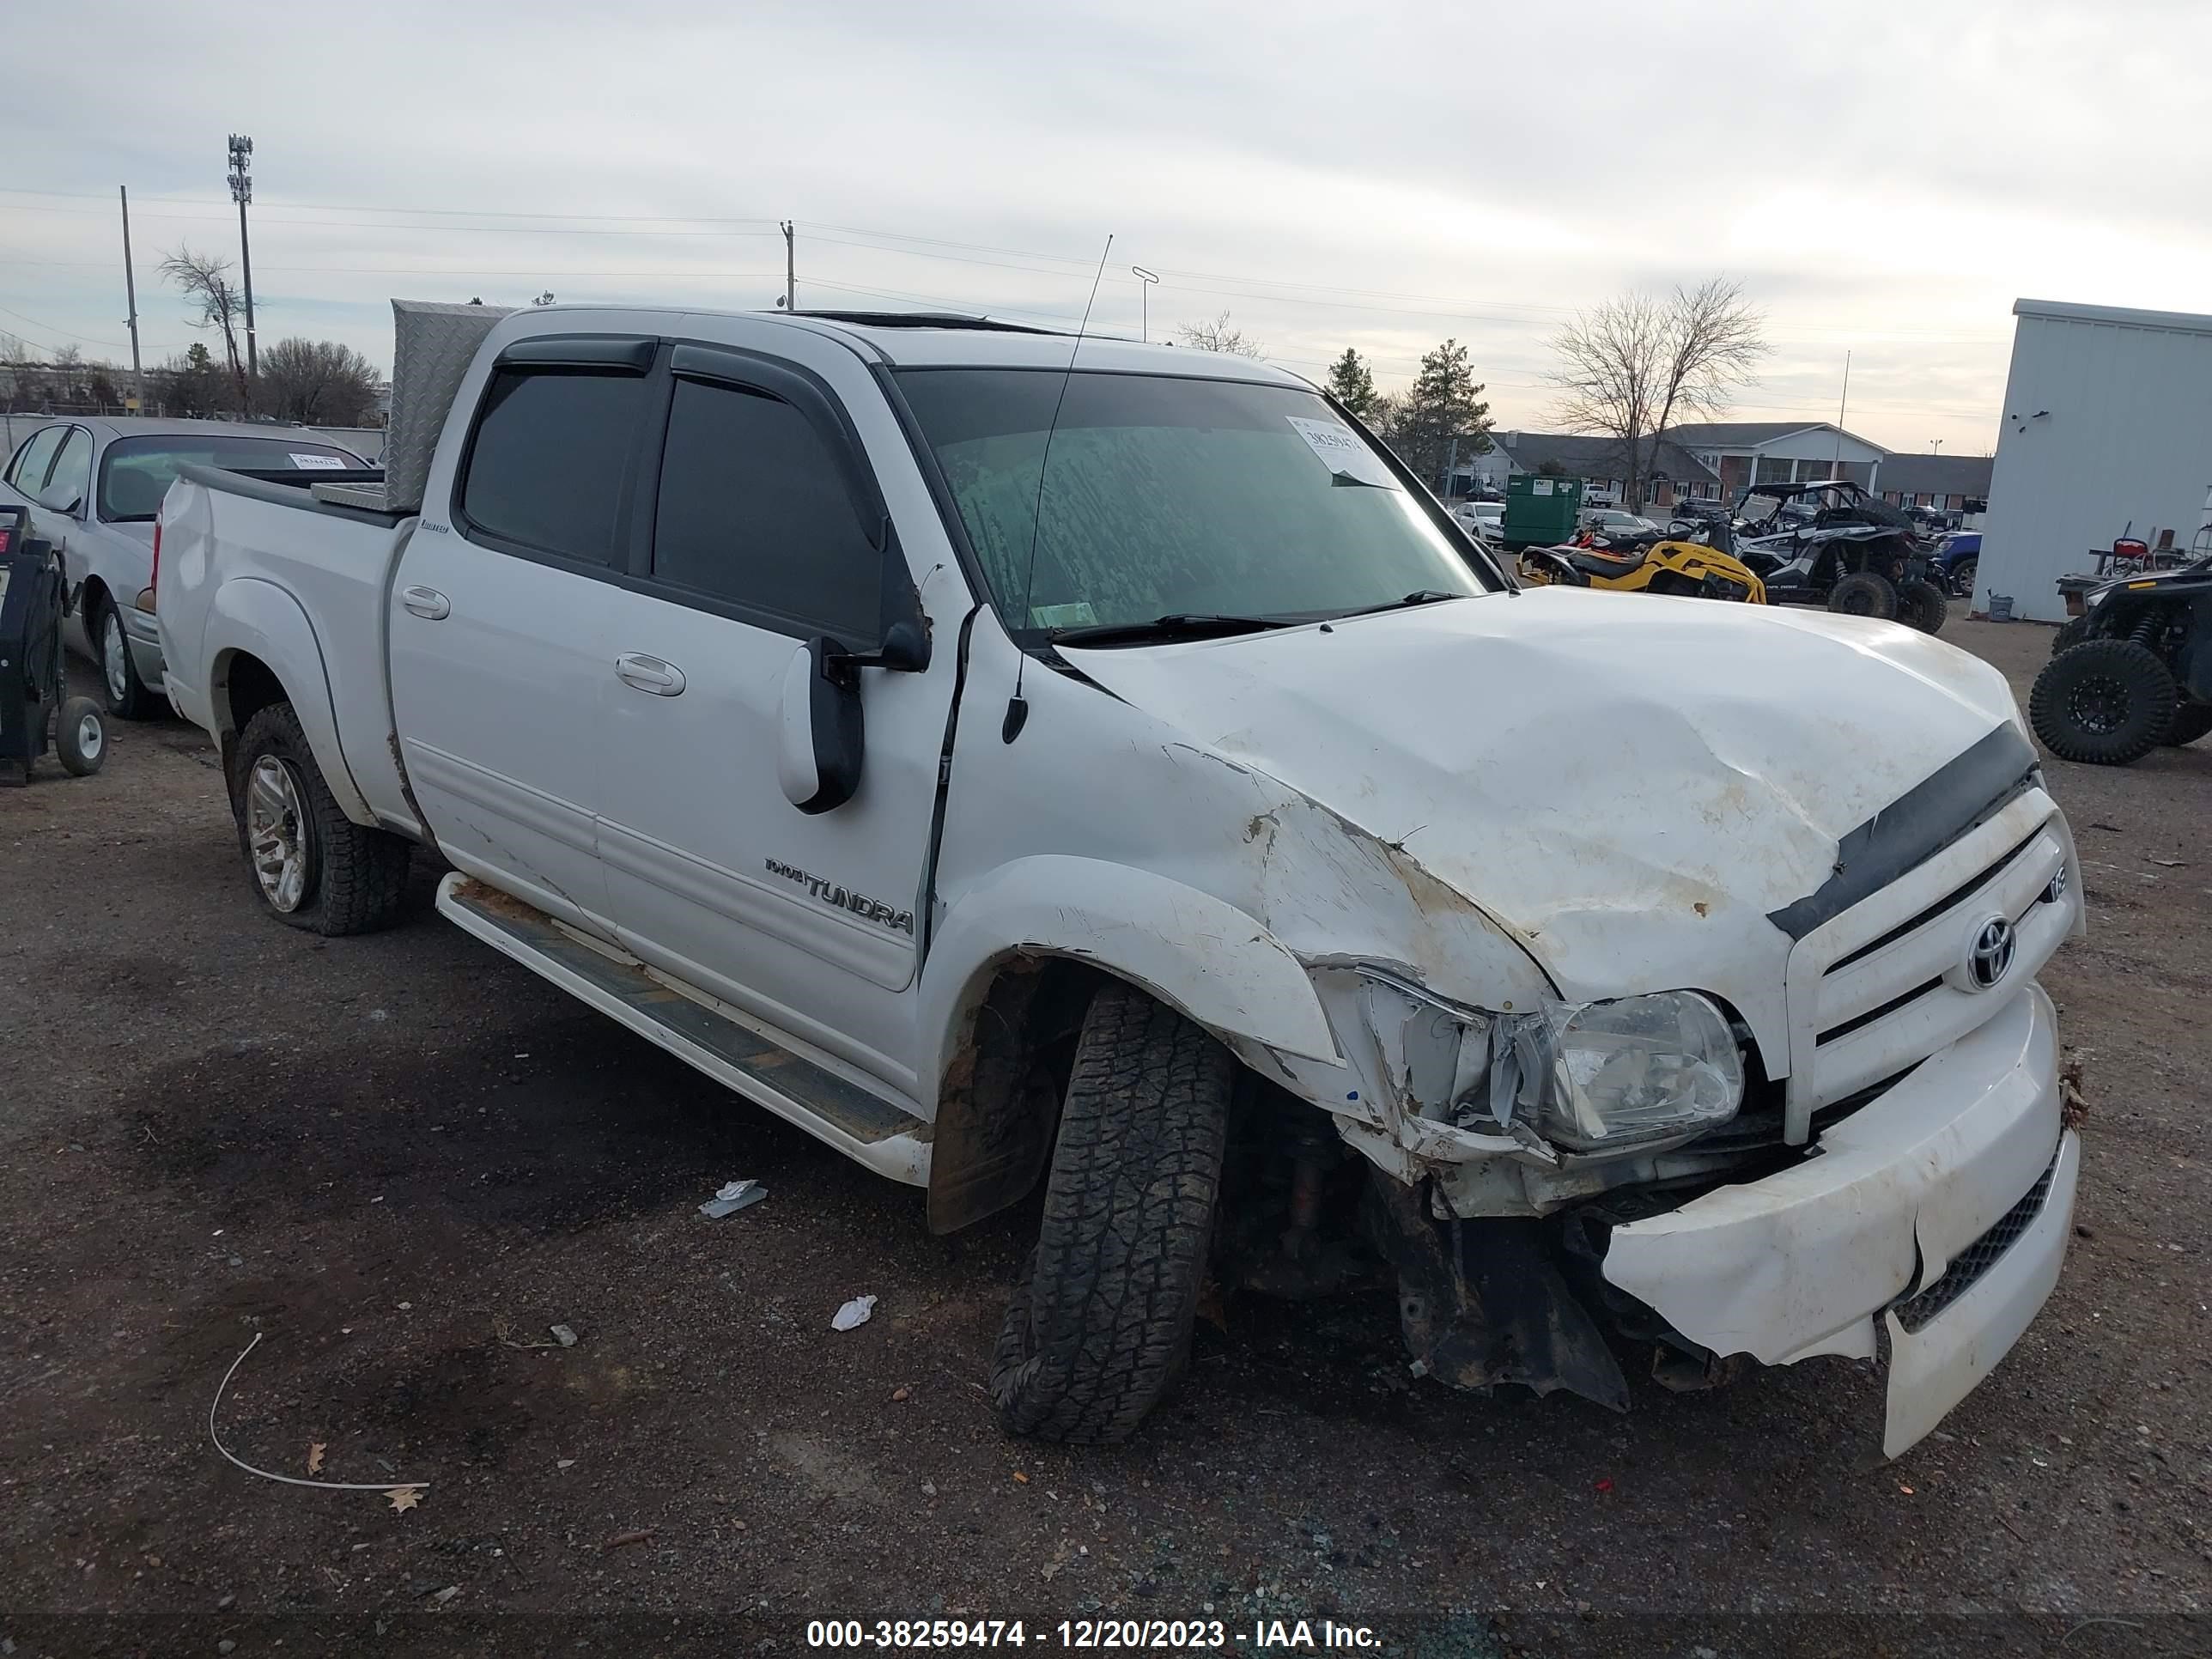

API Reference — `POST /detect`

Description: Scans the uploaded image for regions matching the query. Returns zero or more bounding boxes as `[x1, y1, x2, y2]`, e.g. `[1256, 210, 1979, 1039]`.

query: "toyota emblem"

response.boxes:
[1965, 915, 2016, 992]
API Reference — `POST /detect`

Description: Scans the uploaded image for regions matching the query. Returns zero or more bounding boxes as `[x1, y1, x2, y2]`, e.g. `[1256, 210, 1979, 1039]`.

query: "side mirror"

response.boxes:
[778, 637, 866, 814]
[36, 482, 83, 519]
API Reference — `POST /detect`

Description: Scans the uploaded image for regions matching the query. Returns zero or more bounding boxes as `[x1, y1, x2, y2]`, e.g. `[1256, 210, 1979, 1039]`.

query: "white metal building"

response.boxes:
[1978, 298, 2212, 622]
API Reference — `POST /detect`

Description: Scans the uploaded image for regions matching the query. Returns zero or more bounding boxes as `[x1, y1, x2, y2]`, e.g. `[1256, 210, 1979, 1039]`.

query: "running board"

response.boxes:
[436, 873, 932, 1185]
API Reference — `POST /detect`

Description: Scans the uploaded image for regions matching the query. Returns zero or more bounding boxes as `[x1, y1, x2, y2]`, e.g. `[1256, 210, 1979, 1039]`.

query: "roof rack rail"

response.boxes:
[788, 309, 1065, 336]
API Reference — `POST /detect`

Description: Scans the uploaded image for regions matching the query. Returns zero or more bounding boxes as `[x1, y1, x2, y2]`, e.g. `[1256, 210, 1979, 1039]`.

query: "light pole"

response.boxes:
[227, 134, 257, 410]
[1930, 439, 1944, 454]
[1131, 265, 1158, 343]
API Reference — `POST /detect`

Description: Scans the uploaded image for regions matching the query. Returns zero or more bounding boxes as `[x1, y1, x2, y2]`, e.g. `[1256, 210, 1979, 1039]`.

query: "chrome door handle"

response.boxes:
[400, 586, 450, 620]
[615, 653, 686, 696]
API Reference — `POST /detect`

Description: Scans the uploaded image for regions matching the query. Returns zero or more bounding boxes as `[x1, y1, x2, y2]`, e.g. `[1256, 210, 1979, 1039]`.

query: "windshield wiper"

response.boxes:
[1048, 612, 1294, 647]
[1332, 589, 1467, 620]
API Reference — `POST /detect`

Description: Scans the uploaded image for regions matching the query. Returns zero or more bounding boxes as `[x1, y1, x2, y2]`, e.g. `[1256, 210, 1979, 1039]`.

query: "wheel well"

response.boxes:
[216, 651, 287, 769]
[78, 576, 110, 625]
[924, 954, 1117, 1235]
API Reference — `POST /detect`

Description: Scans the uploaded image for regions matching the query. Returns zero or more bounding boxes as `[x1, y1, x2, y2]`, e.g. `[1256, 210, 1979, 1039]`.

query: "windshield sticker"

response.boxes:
[289, 453, 348, 470]
[1030, 599, 1098, 629]
[1285, 416, 1397, 489]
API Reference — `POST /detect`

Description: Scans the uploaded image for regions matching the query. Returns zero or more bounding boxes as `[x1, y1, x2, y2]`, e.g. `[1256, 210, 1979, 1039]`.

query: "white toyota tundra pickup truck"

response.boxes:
[157, 300, 2084, 1455]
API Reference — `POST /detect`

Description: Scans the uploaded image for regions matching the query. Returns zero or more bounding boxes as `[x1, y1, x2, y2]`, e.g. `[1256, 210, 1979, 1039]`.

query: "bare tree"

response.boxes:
[1175, 310, 1262, 357]
[1544, 278, 1767, 510]
[258, 337, 381, 427]
[160, 244, 251, 412]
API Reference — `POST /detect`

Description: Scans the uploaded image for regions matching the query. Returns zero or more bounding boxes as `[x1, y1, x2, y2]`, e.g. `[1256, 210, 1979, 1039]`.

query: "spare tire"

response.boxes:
[2029, 640, 2179, 765]
[1827, 570, 1898, 619]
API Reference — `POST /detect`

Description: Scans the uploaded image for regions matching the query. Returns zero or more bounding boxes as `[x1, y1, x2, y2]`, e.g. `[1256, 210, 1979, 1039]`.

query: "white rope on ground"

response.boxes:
[208, 1331, 431, 1494]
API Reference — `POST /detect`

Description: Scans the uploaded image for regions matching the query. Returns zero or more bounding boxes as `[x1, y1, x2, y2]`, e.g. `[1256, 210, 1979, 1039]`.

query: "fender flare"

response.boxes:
[919, 854, 1341, 1102]
[204, 577, 374, 825]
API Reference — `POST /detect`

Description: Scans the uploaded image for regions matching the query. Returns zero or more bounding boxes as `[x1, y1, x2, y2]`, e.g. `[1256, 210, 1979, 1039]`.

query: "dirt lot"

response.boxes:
[2, 614, 2207, 1658]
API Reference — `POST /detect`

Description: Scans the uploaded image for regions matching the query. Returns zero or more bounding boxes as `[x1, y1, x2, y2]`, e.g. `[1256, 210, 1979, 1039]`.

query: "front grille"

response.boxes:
[1783, 796, 2071, 1125]
[1889, 1143, 2062, 1333]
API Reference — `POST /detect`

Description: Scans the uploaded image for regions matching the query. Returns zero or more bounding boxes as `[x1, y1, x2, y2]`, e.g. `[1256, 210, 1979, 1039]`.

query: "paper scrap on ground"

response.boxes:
[699, 1178, 767, 1219]
[831, 1295, 878, 1332]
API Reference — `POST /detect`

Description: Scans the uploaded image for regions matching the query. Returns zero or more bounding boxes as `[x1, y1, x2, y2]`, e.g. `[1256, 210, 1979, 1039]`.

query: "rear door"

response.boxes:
[389, 336, 658, 936]
[592, 326, 963, 1088]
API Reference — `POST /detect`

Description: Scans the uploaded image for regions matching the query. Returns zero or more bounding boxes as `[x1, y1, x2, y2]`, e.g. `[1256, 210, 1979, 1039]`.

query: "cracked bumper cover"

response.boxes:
[1600, 982, 2075, 1457]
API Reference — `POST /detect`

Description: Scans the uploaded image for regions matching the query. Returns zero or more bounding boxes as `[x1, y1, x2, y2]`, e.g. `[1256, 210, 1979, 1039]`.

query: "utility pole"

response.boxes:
[228, 134, 257, 410]
[1832, 349, 1850, 477]
[1443, 433, 1459, 499]
[781, 221, 795, 312]
[118, 185, 143, 412]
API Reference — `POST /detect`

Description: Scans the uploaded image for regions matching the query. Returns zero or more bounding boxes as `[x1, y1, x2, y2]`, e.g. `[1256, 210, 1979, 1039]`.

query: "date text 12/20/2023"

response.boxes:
[805, 1620, 1382, 1650]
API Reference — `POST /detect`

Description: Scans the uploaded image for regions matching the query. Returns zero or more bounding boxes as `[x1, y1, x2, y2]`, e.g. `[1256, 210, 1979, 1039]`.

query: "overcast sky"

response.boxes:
[6, 0, 2209, 453]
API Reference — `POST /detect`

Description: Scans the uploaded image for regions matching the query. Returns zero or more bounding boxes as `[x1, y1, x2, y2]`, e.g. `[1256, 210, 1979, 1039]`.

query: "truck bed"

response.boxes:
[157, 463, 423, 837]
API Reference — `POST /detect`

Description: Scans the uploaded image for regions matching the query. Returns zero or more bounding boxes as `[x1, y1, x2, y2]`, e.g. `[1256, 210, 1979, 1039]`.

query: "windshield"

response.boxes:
[98, 434, 358, 521]
[896, 368, 1492, 636]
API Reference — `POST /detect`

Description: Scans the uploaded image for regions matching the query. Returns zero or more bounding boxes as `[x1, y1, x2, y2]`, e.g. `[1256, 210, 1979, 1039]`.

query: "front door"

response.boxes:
[592, 329, 962, 1093]
[389, 341, 659, 936]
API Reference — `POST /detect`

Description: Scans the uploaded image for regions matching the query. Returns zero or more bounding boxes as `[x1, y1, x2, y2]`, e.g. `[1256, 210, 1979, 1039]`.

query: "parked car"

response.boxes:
[1579, 508, 1665, 540]
[161, 299, 2083, 1457]
[0, 417, 365, 718]
[1453, 500, 1504, 539]
[1931, 531, 1981, 599]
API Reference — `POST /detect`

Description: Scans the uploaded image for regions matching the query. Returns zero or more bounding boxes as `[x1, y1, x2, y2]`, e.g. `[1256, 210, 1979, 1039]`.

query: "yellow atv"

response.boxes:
[1518, 530, 1767, 605]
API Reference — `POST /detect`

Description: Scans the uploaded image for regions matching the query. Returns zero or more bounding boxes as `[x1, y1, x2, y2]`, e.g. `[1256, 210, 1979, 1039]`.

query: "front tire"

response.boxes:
[990, 981, 1232, 1443]
[1949, 556, 1978, 599]
[1898, 578, 1949, 635]
[229, 702, 412, 934]
[2166, 703, 2212, 746]
[97, 602, 158, 721]
[2029, 640, 2179, 765]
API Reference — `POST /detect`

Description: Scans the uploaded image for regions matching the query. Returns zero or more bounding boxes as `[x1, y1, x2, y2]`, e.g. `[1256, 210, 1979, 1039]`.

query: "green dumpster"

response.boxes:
[1503, 474, 1583, 550]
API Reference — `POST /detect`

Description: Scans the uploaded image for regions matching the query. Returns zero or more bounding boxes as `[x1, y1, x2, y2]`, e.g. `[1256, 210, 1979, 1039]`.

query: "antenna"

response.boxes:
[1004, 233, 1114, 744]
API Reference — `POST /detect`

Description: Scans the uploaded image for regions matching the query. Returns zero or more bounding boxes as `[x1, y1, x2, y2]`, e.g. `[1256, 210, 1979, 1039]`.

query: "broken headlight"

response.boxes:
[1351, 974, 1742, 1158]
[1532, 992, 1743, 1152]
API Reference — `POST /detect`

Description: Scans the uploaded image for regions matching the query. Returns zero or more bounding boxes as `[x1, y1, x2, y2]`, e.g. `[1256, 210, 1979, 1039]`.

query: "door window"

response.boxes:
[649, 377, 882, 644]
[459, 368, 649, 566]
[8, 426, 65, 492]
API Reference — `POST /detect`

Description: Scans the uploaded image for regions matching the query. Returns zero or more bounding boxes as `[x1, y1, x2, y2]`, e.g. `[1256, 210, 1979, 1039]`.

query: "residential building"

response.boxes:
[1876, 453, 1993, 512]
[1462, 431, 1721, 507]
[1663, 421, 1888, 495]
[1979, 297, 2212, 621]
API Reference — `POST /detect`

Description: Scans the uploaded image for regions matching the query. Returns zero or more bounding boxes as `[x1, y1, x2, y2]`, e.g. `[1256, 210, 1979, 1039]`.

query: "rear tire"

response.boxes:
[2051, 616, 2090, 655]
[229, 702, 412, 934]
[97, 601, 158, 721]
[989, 980, 1232, 1443]
[1827, 570, 1897, 620]
[1898, 578, 1949, 635]
[56, 696, 106, 776]
[2029, 640, 2178, 766]
[2166, 703, 2212, 746]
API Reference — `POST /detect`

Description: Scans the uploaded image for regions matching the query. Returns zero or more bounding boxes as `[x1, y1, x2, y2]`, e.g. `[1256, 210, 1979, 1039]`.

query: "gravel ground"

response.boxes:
[2, 612, 2206, 1658]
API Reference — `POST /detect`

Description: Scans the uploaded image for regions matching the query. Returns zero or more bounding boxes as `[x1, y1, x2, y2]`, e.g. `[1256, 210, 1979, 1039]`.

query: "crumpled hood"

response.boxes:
[1061, 588, 2021, 1042]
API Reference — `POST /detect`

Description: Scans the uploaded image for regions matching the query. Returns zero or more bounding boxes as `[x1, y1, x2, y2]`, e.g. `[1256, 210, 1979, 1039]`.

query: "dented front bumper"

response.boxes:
[1601, 981, 2074, 1456]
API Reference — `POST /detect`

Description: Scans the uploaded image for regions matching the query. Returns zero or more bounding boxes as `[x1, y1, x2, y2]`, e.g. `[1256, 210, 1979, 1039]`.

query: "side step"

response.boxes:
[437, 873, 932, 1185]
